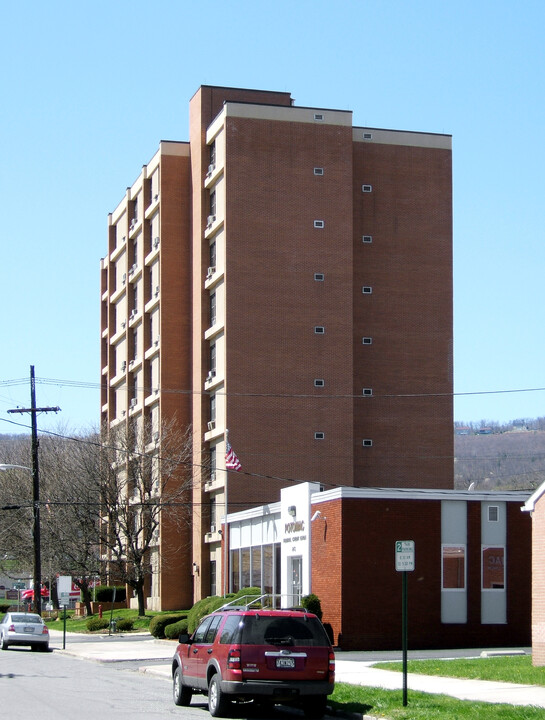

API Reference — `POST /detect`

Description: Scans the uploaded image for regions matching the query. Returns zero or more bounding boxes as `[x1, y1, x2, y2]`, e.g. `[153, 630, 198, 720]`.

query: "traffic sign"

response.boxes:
[395, 540, 415, 572]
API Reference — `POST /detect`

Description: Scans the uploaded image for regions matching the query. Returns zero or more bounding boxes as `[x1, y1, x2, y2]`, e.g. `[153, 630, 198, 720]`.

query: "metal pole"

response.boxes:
[30, 366, 42, 617]
[402, 570, 408, 706]
[223, 432, 229, 597]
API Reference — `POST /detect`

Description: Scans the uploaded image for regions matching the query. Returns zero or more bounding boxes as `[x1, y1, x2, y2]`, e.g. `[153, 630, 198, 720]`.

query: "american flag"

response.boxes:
[225, 440, 242, 471]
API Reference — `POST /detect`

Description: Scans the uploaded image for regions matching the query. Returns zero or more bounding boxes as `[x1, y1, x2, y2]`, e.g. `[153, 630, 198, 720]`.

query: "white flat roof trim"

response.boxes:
[223, 501, 281, 524]
[521, 480, 545, 513]
[311, 486, 531, 504]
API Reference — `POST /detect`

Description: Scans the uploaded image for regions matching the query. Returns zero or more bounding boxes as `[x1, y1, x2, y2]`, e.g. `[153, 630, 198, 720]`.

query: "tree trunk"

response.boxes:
[136, 580, 146, 617]
[78, 581, 93, 616]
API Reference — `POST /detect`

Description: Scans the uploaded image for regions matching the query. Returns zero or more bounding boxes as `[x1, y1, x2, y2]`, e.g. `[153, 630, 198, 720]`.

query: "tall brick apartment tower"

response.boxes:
[100, 85, 453, 610]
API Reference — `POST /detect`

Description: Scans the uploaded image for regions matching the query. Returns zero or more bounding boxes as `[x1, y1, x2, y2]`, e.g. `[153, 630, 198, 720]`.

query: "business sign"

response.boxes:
[395, 540, 415, 572]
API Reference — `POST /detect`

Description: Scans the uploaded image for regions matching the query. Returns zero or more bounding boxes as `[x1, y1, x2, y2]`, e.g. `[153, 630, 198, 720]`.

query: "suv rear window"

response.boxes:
[240, 615, 330, 647]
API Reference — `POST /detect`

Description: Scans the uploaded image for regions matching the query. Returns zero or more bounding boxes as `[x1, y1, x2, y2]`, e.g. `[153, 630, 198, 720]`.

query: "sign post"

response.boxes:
[57, 575, 72, 650]
[395, 541, 415, 707]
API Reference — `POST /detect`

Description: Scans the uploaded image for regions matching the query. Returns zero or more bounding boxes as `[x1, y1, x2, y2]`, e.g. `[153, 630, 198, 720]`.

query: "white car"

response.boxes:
[0, 612, 50, 651]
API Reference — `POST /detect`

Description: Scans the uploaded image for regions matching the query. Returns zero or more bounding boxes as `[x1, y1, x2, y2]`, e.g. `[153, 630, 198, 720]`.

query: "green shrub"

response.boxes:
[301, 593, 323, 620]
[149, 613, 188, 639]
[94, 585, 126, 602]
[86, 616, 109, 632]
[0, 603, 12, 613]
[164, 617, 189, 639]
[115, 617, 134, 632]
[187, 596, 228, 633]
[187, 587, 262, 633]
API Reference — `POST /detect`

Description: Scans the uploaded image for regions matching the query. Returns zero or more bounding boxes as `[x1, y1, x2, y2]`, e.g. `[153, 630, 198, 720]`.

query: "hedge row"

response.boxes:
[164, 617, 189, 639]
[94, 585, 127, 602]
[149, 613, 188, 639]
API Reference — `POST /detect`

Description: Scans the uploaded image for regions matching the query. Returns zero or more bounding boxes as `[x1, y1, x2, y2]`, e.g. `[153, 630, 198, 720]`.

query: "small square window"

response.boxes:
[314, 431, 325, 440]
[362, 184, 373, 193]
[362, 286, 372, 294]
[362, 388, 373, 396]
[363, 132, 373, 139]
[314, 220, 325, 228]
[314, 113, 324, 121]
[362, 235, 373, 243]
[314, 167, 324, 175]
[362, 337, 372, 345]
[314, 273, 325, 281]
[488, 506, 499, 522]
[362, 439, 373, 447]
[314, 379, 325, 388]
[314, 326, 325, 334]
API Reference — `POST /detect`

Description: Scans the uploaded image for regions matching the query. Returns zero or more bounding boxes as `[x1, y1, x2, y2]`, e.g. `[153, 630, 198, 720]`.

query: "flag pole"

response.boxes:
[223, 429, 229, 597]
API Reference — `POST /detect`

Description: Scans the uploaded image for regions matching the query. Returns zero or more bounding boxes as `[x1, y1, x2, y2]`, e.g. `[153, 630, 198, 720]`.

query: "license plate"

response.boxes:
[276, 657, 295, 669]
[24, 627, 35, 633]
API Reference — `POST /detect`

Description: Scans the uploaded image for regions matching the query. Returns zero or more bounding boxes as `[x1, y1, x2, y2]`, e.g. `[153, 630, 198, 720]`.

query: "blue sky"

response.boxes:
[2, 0, 545, 435]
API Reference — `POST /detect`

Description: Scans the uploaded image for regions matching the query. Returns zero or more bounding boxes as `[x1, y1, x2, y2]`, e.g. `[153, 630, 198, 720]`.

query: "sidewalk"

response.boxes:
[48, 630, 545, 709]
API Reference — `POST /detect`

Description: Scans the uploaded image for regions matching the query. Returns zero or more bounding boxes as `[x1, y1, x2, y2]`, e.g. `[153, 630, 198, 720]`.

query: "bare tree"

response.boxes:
[95, 418, 193, 616]
[1, 420, 193, 617]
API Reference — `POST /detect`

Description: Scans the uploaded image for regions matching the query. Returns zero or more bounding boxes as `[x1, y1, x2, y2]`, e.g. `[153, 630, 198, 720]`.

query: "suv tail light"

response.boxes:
[328, 651, 335, 682]
[227, 649, 241, 669]
[42, 626, 49, 635]
[8, 624, 15, 632]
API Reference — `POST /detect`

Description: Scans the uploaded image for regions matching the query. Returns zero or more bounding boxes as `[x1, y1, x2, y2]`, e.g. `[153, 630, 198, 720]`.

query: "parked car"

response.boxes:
[171, 598, 335, 718]
[0, 612, 50, 651]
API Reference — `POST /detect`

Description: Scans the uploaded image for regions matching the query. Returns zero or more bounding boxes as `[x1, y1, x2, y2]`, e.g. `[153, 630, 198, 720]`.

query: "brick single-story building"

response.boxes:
[522, 482, 545, 665]
[224, 483, 531, 650]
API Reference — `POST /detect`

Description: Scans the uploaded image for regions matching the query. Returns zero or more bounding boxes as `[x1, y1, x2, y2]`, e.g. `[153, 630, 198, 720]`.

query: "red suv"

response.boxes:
[172, 599, 335, 718]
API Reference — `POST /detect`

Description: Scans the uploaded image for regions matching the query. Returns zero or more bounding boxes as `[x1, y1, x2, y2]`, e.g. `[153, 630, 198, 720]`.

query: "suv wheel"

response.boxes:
[208, 674, 228, 717]
[173, 667, 192, 706]
[303, 695, 327, 719]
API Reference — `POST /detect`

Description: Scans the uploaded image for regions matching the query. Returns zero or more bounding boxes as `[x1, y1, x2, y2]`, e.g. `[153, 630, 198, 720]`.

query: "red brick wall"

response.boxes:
[353, 141, 453, 489]
[158, 151, 194, 610]
[225, 116, 355, 508]
[311, 497, 530, 650]
[531, 497, 545, 664]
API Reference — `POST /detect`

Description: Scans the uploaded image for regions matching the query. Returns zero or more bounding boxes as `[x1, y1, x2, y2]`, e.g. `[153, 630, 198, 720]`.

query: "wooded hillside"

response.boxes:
[455, 426, 545, 491]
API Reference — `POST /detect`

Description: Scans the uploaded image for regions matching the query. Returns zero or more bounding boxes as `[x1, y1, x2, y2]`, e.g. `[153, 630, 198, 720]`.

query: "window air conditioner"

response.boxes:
[121, 361, 127, 371]
[153, 237, 160, 248]
[130, 398, 137, 408]
[206, 266, 216, 279]
[122, 273, 127, 284]
[207, 215, 216, 227]
[207, 420, 216, 431]
[210, 523, 216, 533]
[206, 370, 216, 382]
[207, 164, 215, 175]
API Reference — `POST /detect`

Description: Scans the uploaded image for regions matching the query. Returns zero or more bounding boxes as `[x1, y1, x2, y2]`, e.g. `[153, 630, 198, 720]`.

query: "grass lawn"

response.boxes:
[331, 682, 545, 719]
[374, 655, 545, 687]
[41, 608, 183, 633]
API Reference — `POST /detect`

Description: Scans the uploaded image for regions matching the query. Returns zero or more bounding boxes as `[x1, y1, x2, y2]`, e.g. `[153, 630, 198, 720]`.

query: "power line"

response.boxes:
[3, 375, 545, 402]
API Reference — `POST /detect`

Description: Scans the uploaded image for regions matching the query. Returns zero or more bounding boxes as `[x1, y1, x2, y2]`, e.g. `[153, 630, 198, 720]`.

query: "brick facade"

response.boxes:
[312, 494, 531, 650]
[522, 485, 545, 664]
[102, 85, 455, 610]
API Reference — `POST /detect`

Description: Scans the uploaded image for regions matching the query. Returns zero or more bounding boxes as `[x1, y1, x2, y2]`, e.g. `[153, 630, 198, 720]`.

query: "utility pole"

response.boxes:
[8, 366, 60, 615]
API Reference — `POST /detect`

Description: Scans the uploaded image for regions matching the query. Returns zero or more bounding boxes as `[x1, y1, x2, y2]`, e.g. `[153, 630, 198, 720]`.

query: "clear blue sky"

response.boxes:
[2, 0, 545, 435]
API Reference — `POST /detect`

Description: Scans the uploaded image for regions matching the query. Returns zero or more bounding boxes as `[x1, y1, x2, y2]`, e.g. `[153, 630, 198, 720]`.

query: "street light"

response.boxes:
[0, 463, 42, 615]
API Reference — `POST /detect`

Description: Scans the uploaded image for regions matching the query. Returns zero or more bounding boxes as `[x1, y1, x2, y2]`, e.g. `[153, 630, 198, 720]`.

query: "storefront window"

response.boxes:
[263, 545, 273, 595]
[442, 545, 465, 589]
[252, 546, 262, 588]
[482, 546, 505, 589]
[241, 548, 251, 588]
[230, 549, 240, 593]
